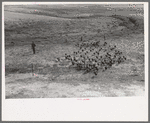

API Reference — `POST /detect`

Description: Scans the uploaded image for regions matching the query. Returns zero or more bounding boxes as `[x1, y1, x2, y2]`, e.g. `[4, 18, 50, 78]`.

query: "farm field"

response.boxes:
[4, 4, 145, 98]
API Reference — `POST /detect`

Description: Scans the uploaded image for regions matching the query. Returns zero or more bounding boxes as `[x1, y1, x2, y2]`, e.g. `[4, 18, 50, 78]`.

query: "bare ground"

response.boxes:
[5, 58, 144, 98]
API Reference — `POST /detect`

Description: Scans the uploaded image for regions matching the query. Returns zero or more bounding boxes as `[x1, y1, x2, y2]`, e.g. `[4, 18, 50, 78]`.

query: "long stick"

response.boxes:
[32, 63, 34, 76]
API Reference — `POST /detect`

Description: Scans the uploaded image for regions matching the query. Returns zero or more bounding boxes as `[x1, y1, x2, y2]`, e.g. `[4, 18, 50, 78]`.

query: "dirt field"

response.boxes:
[4, 4, 145, 98]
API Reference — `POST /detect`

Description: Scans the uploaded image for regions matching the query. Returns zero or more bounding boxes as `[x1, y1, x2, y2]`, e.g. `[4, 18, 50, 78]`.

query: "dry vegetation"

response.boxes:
[4, 4, 145, 98]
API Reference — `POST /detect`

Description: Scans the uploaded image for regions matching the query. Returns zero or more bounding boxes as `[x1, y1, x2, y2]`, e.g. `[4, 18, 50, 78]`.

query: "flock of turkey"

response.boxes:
[57, 38, 127, 76]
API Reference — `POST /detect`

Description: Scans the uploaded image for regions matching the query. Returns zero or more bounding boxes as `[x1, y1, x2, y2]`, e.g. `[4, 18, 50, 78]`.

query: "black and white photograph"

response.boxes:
[3, 2, 146, 99]
[2, 2, 149, 121]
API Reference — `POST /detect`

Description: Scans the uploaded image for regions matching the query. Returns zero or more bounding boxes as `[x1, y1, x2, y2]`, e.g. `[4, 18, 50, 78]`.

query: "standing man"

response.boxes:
[31, 41, 36, 54]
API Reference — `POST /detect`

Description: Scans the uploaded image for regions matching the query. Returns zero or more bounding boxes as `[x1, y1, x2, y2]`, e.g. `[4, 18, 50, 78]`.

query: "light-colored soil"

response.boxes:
[5, 58, 145, 98]
[5, 71, 144, 98]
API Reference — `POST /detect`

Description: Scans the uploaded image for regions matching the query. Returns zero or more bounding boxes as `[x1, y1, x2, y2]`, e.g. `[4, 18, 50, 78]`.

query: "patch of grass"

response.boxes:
[5, 5, 144, 82]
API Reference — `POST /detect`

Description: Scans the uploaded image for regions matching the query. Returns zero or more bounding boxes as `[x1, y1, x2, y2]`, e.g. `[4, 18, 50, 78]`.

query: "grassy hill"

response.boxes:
[4, 4, 145, 98]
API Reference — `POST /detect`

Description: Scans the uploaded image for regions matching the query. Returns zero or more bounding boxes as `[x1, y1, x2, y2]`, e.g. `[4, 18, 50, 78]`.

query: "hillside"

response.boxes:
[4, 4, 145, 98]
